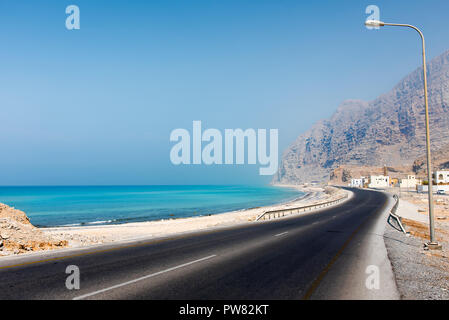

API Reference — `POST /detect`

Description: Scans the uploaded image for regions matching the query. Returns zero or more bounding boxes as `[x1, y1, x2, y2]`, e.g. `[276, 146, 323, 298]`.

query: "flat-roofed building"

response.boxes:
[435, 171, 449, 184]
[368, 175, 390, 188]
[400, 175, 418, 188]
[350, 178, 363, 188]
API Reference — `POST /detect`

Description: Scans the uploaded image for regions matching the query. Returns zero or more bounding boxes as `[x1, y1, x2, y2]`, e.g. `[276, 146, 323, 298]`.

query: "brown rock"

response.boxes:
[0, 203, 68, 255]
[0, 232, 10, 239]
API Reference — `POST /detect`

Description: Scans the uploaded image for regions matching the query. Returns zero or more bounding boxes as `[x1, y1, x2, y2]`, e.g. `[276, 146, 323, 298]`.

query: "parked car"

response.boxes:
[437, 190, 446, 195]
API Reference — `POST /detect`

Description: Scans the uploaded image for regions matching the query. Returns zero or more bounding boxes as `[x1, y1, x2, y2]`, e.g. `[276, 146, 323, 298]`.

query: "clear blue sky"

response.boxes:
[1, 0, 449, 185]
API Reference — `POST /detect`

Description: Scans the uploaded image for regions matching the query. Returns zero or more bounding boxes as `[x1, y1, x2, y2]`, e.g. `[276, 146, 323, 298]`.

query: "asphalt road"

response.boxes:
[0, 188, 394, 300]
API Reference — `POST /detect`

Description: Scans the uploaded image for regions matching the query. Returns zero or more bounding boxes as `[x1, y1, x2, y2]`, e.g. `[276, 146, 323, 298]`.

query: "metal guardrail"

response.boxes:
[388, 194, 408, 234]
[391, 194, 400, 214]
[256, 192, 349, 222]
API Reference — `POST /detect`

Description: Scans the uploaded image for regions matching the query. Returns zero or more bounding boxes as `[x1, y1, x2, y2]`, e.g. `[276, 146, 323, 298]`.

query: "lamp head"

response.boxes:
[365, 20, 385, 28]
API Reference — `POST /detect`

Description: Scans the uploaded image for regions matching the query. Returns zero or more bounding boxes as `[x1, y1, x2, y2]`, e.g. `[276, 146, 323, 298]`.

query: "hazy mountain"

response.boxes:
[274, 50, 449, 184]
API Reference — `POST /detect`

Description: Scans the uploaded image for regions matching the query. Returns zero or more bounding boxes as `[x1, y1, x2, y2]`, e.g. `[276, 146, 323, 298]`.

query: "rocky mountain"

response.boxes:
[274, 49, 449, 185]
[413, 142, 449, 175]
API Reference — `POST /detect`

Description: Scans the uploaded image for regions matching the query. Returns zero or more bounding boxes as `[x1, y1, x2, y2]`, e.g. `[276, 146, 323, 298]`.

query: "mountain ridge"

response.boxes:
[274, 49, 449, 184]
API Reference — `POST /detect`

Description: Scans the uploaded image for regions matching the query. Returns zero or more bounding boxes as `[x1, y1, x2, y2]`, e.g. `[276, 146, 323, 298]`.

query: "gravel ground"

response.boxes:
[384, 220, 449, 300]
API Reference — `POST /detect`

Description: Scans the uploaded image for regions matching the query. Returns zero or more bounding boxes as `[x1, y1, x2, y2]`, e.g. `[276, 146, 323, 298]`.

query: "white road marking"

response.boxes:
[274, 232, 289, 237]
[73, 254, 217, 300]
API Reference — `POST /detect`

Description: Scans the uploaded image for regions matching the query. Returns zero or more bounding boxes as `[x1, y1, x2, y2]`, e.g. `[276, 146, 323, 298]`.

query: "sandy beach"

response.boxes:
[40, 185, 349, 248]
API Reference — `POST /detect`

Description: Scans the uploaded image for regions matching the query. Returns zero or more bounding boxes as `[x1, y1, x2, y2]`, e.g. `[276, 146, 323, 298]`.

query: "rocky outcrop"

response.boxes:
[274, 49, 449, 184]
[0, 203, 67, 255]
[412, 143, 449, 175]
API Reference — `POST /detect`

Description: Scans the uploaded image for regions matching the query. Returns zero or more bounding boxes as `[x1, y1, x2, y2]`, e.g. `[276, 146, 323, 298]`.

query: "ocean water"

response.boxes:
[0, 185, 303, 227]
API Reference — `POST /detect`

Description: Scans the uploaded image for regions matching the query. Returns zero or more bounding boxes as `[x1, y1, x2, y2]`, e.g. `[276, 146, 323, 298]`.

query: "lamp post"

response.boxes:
[365, 20, 441, 249]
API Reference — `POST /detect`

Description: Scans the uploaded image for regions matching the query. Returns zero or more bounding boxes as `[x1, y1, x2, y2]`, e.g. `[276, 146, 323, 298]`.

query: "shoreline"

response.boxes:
[35, 184, 306, 229]
[0, 184, 349, 256]
[41, 185, 337, 248]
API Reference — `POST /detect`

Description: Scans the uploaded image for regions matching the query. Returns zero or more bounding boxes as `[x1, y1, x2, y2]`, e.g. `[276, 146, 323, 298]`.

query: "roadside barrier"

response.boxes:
[256, 192, 349, 221]
[388, 194, 408, 234]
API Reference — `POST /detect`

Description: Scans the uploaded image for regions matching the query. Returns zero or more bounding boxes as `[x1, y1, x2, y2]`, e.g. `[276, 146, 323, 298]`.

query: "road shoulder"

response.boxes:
[384, 196, 449, 299]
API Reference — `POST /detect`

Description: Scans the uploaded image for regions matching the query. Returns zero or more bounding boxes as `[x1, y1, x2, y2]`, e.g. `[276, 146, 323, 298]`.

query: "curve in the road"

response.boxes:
[0, 188, 397, 300]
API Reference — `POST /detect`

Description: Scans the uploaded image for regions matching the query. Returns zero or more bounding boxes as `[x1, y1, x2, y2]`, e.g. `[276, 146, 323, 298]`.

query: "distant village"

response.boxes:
[348, 167, 449, 194]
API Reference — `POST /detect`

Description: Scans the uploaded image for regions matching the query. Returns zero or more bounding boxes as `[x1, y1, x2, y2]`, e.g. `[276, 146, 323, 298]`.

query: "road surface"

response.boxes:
[0, 188, 398, 300]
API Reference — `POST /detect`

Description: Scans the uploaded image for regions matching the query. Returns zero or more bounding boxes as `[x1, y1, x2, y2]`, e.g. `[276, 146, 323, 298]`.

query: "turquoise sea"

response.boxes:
[0, 185, 303, 227]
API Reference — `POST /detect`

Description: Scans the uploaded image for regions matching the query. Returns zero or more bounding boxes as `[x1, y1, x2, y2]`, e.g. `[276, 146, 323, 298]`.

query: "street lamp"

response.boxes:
[365, 20, 441, 250]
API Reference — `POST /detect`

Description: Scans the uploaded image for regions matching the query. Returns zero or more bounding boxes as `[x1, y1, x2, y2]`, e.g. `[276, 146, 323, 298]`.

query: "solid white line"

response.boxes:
[73, 254, 217, 300]
[274, 232, 288, 237]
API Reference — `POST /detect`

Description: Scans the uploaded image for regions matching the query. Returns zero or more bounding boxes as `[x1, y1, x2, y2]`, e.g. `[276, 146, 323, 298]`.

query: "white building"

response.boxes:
[400, 175, 418, 188]
[350, 179, 363, 188]
[435, 171, 449, 184]
[369, 175, 390, 188]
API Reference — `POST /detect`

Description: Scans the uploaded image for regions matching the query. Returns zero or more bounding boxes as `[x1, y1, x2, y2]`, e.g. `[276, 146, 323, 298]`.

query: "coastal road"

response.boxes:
[0, 188, 399, 300]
